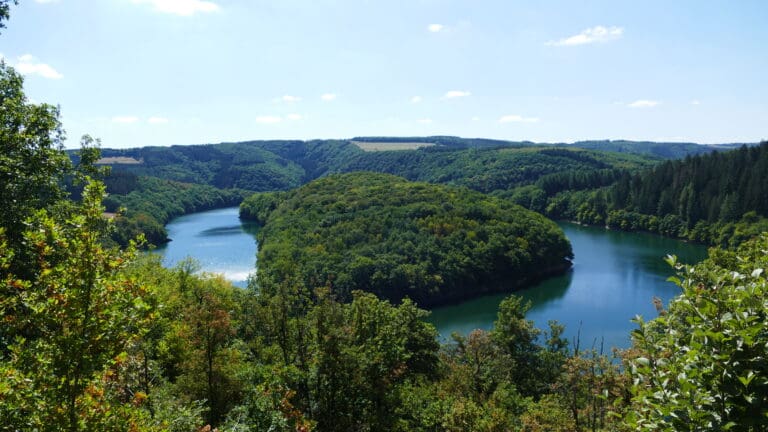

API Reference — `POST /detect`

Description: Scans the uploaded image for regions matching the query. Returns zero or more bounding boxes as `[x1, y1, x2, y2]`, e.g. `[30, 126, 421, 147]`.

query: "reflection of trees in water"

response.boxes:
[199, 225, 248, 237]
[521, 270, 573, 311]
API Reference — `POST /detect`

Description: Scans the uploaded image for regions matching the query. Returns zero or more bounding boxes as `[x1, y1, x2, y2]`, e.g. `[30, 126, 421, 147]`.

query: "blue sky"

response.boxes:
[2, 0, 766, 148]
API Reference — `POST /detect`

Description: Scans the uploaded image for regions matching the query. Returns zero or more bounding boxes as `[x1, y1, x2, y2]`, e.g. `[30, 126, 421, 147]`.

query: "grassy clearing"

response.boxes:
[352, 141, 436, 152]
[96, 156, 143, 164]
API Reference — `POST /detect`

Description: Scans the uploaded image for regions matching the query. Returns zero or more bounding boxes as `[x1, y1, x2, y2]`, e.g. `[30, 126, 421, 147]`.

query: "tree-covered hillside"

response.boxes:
[94, 139, 364, 191]
[536, 142, 768, 247]
[246, 172, 573, 306]
[341, 146, 653, 193]
[88, 136, 749, 246]
[93, 139, 658, 194]
[569, 139, 751, 159]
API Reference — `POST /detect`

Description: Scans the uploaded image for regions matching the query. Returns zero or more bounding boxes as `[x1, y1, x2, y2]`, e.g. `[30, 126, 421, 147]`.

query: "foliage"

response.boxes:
[570, 139, 739, 159]
[340, 146, 652, 194]
[536, 143, 768, 248]
[93, 139, 364, 192]
[239, 190, 286, 224]
[93, 138, 655, 196]
[253, 172, 573, 306]
[0, 180, 154, 431]
[121, 255, 251, 428]
[0, 62, 71, 275]
[0, 0, 16, 32]
[235, 288, 440, 431]
[625, 234, 768, 430]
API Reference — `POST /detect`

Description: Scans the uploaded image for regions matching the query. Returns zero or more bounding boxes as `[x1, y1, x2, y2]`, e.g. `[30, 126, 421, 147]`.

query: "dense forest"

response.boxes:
[92, 136, 765, 251]
[93, 139, 656, 193]
[243, 172, 573, 306]
[88, 138, 654, 249]
[92, 136, 749, 195]
[88, 131, 764, 251]
[512, 143, 768, 247]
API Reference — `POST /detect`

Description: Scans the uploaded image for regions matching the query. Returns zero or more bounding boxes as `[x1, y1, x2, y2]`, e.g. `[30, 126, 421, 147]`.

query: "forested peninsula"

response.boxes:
[242, 172, 573, 306]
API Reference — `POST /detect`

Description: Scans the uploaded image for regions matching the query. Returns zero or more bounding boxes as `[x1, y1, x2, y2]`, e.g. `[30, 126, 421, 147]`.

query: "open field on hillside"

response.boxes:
[96, 156, 143, 164]
[352, 141, 436, 151]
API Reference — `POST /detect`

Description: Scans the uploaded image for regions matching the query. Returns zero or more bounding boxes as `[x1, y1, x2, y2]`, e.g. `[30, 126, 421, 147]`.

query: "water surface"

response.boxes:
[428, 223, 707, 349]
[155, 207, 258, 288]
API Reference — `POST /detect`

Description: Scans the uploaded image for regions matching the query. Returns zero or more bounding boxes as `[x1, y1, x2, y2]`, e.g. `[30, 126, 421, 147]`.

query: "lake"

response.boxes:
[157, 207, 708, 348]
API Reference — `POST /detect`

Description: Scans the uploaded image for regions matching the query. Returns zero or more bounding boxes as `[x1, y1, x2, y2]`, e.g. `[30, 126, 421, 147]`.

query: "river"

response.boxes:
[154, 207, 260, 288]
[157, 207, 707, 348]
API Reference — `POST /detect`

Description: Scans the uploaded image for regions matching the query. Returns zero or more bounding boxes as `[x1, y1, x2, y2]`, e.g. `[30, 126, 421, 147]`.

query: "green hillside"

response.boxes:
[538, 142, 768, 247]
[248, 172, 573, 307]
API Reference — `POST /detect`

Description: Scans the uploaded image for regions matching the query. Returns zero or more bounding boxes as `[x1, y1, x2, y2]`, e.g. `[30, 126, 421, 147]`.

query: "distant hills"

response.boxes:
[75, 136, 759, 246]
[351, 136, 755, 159]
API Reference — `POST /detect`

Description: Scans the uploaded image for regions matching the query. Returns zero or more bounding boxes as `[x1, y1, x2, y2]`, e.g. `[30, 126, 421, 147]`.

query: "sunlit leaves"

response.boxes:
[626, 234, 768, 431]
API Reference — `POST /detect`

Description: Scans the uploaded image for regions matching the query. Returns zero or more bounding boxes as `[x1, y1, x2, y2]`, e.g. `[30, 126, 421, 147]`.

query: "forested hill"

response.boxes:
[93, 139, 659, 194]
[89, 137, 756, 196]
[87, 137, 757, 246]
[569, 139, 753, 159]
[540, 142, 768, 247]
[245, 172, 573, 307]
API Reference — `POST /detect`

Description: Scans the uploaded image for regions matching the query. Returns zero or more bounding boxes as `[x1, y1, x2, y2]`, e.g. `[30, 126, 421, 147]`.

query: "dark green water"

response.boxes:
[428, 222, 708, 349]
[155, 207, 259, 288]
[158, 209, 708, 348]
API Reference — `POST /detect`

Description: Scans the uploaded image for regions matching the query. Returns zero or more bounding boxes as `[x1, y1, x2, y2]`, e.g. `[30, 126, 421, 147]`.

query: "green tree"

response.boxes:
[0, 180, 154, 431]
[0, 62, 71, 276]
[626, 235, 768, 431]
[490, 295, 568, 397]
[0, 0, 17, 32]
[170, 272, 247, 426]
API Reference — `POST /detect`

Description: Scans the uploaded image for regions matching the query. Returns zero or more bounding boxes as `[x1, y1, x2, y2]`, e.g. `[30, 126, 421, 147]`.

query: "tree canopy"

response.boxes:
[246, 172, 573, 307]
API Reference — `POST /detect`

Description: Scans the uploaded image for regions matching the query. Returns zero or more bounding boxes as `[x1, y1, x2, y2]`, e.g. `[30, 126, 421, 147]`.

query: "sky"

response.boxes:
[2, 0, 766, 149]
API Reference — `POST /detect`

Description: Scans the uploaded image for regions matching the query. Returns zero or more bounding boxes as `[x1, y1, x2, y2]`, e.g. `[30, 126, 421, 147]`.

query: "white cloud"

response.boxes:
[410, 96, 423, 104]
[498, 114, 540, 123]
[690, 99, 701, 105]
[112, 116, 140, 124]
[442, 90, 471, 99]
[428, 24, 444, 33]
[320, 93, 337, 101]
[255, 115, 282, 124]
[417, 118, 432, 124]
[148, 116, 169, 124]
[471, 116, 480, 121]
[14, 54, 63, 79]
[286, 113, 302, 121]
[279, 95, 301, 103]
[131, 0, 220, 16]
[627, 100, 660, 108]
[547, 26, 624, 46]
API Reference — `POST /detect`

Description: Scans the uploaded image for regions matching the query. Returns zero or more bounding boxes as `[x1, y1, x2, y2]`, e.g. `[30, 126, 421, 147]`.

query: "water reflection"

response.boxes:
[199, 225, 250, 237]
[428, 223, 707, 349]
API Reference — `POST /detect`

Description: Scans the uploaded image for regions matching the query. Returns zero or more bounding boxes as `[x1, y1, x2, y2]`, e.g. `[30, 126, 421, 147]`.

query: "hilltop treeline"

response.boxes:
[243, 172, 573, 306]
[90, 139, 659, 248]
[96, 139, 656, 194]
